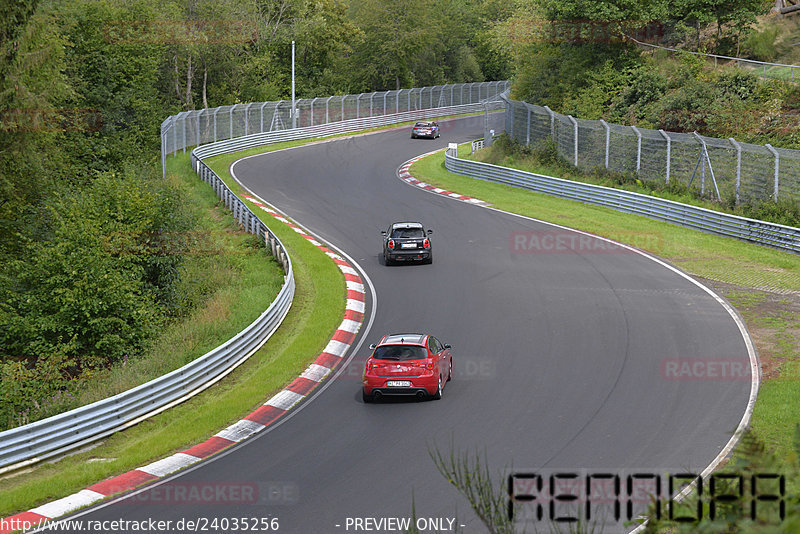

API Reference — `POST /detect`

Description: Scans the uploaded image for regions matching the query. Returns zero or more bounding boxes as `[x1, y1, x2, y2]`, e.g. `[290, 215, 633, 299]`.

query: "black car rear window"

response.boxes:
[391, 228, 424, 238]
[373, 345, 427, 361]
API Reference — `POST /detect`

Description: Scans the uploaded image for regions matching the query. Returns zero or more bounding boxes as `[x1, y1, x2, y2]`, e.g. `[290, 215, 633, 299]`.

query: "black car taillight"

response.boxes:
[423, 238, 430, 248]
[388, 239, 395, 249]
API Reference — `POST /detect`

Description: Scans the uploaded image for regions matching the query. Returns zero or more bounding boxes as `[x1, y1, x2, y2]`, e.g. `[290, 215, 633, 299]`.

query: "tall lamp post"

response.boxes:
[291, 40, 296, 129]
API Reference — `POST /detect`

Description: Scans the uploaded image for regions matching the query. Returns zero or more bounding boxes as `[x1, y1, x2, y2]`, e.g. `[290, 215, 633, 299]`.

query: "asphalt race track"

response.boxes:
[55, 115, 755, 533]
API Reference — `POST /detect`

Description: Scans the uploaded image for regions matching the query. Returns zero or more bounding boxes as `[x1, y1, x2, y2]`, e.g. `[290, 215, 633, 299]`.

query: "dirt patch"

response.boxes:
[694, 277, 800, 381]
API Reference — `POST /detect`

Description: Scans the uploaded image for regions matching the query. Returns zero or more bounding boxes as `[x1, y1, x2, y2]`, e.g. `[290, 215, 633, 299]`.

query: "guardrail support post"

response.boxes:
[568, 115, 579, 167]
[729, 138, 742, 205]
[600, 119, 610, 169]
[631, 125, 642, 173]
[659, 130, 671, 184]
[765, 144, 780, 202]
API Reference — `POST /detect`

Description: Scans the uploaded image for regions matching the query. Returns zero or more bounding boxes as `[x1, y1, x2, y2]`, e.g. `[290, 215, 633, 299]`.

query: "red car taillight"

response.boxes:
[388, 239, 395, 249]
[366, 360, 373, 371]
[426, 360, 434, 370]
[423, 238, 430, 248]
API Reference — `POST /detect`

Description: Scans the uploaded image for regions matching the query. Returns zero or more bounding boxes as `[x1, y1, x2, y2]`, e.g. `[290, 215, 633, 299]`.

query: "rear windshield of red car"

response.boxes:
[373, 345, 427, 361]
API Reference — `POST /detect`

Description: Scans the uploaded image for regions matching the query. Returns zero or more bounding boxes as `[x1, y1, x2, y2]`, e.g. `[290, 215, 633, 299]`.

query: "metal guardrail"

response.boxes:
[0, 88, 510, 473]
[0, 152, 296, 475]
[163, 81, 511, 175]
[503, 95, 800, 207]
[445, 147, 800, 254]
[192, 102, 505, 162]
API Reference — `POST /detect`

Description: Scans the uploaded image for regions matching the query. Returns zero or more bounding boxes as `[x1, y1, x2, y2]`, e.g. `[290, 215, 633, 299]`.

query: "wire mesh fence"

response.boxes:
[503, 96, 800, 206]
[628, 36, 799, 83]
[162, 81, 509, 170]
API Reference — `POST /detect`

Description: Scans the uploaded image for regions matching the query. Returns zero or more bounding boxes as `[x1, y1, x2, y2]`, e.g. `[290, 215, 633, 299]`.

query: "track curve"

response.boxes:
[57, 115, 755, 533]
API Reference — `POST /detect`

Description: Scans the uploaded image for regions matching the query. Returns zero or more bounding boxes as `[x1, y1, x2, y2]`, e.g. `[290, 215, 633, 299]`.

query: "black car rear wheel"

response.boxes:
[384, 253, 394, 266]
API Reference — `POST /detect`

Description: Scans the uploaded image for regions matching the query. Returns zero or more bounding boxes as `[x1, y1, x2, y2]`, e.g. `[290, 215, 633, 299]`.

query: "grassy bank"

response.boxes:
[0, 145, 345, 517]
[411, 144, 800, 488]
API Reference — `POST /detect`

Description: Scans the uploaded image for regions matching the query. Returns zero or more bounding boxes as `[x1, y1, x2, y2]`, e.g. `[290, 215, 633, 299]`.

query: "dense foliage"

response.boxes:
[0, 0, 511, 429]
[502, 0, 800, 148]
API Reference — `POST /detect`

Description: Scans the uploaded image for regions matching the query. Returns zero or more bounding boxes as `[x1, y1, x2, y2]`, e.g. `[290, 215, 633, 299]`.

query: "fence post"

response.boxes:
[659, 130, 671, 184]
[161, 128, 166, 178]
[729, 138, 742, 205]
[196, 109, 201, 147]
[526, 105, 531, 146]
[383, 91, 387, 116]
[451, 84, 454, 107]
[260, 102, 267, 132]
[765, 144, 780, 202]
[356, 93, 361, 118]
[600, 120, 610, 169]
[395, 90, 400, 114]
[631, 125, 642, 173]
[568, 115, 579, 167]
[460, 84, 463, 105]
[230, 105, 235, 139]
[213, 107, 218, 142]
[181, 112, 186, 153]
[544, 106, 555, 139]
[326, 96, 333, 123]
[245, 103, 253, 136]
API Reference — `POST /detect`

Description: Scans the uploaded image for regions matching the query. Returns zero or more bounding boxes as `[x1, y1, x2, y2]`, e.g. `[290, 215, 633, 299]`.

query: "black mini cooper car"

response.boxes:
[382, 222, 433, 265]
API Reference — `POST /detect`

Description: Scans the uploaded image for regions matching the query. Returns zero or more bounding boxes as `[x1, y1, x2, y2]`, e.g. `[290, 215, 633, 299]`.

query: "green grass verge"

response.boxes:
[0, 148, 344, 517]
[0, 110, 485, 517]
[411, 143, 800, 480]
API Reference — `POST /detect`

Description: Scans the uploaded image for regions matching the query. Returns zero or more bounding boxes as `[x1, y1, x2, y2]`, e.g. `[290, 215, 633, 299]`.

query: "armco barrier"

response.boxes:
[444, 147, 800, 254]
[191, 102, 505, 162]
[164, 81, 511, 174]
[0, 156, 295, 476]
[0, 88, 508, 474]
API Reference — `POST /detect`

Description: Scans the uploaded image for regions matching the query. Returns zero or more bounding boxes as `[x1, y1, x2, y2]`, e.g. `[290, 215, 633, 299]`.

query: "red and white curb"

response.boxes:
[397, 150, 489, 207]
[0, 199, 366, 534]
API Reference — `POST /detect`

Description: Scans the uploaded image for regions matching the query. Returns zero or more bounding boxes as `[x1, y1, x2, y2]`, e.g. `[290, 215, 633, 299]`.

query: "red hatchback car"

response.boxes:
[362, 333, 453, 402]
